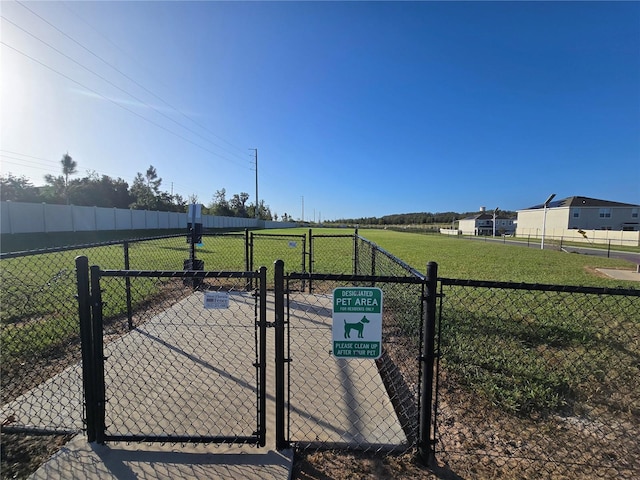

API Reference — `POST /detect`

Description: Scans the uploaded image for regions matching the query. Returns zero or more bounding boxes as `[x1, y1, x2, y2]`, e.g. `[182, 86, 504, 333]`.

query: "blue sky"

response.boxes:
[1, 1, 639, 221]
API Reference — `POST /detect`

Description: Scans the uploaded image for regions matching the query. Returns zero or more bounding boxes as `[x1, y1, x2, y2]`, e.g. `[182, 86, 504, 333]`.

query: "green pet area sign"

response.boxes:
[332, 287, 383, 359]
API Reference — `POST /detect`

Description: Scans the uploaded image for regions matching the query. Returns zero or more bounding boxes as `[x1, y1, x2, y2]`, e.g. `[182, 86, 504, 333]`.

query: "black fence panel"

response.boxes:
[283, 271, 426, 456]
[0, 244, 130, 433]
[434, 279, 640, 479]
[3, 229, 639, 479]
[87, 268, 267, 445]
[250, 233, 306, 275]
[309, 233, 356, 275]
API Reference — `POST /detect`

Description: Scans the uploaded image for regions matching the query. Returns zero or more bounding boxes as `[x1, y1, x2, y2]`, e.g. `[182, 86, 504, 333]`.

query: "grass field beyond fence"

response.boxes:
[1, 228, 638, 478]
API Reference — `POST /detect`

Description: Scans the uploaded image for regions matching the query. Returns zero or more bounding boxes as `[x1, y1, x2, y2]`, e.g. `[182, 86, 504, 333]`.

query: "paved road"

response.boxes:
[562, 245, 640, 265]
[462, 235, 640, 265]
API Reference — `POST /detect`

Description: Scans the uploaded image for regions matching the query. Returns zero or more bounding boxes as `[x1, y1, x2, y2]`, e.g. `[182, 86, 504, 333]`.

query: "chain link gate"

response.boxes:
[76, 256, 268, 446]
[272, 260, 437, 456]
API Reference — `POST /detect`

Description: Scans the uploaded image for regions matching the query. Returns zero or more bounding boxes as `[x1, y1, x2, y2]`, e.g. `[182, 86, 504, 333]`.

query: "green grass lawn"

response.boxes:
[267, 227, 638, 287]
[2, 227, 638, 417]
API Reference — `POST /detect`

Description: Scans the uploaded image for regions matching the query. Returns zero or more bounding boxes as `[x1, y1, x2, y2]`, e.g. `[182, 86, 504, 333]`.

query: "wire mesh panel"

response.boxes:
[310, 234, 355, 274]
[0, 245, 131, 433]
[195, 233, 248, 271]
[284, 275, 424, 454]
[93, 271, 266, 444]
[251, 233, 306, 274]
[435, 281, 640, 479]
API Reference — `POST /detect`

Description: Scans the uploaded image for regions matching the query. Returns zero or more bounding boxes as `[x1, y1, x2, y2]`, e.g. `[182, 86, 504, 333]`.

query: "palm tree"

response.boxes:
[61, 153, 77, 204]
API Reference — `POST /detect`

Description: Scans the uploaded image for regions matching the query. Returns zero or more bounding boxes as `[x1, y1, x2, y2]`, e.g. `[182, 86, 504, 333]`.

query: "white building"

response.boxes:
[516, 196, 640, 246]
[458, 208, 516, 236]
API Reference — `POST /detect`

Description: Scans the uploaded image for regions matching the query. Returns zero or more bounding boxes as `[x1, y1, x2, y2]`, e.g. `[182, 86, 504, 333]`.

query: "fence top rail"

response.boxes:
[98, 269, 261, 279]
[439, 277, 640, 296]
[357, 235, 426, 279]
[0, 233, 184, 259]
[311, 234, 355, 238]
[202, 232, 246, 237]
[287, 272, 426, 285]
[250, 233, 306, 239]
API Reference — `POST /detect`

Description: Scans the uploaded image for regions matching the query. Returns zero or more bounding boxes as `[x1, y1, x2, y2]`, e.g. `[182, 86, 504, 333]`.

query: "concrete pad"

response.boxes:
[1, 362, 84, 432]
[30, 434, 293, 480]
[101, 292, 260, 439]
[18, 289, 405, 478]
[596, 268, 640, 282]
[287, 293, 407, 447]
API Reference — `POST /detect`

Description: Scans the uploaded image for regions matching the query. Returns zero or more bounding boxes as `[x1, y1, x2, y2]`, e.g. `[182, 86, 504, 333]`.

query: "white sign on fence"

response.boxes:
[203, 291, 230, 309]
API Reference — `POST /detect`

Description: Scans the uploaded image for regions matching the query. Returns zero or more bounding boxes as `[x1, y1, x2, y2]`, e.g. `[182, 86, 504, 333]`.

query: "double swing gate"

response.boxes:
[74, 254, 438, 459]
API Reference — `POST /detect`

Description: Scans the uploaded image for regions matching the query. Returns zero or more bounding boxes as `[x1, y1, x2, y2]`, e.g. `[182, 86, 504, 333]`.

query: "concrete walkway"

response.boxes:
[595, 268, 640, 282]
[16, 290, 405, 479]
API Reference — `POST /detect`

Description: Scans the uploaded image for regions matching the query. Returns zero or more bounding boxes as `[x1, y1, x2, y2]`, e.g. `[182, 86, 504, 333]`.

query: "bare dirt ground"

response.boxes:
[0, 433, 73, 480]
[0, 437, 441, 480]
[293, 450, 446, 480]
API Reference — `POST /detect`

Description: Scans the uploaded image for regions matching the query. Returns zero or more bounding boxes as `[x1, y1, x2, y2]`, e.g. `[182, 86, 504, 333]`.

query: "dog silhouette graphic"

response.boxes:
[344, 316, 370, 338]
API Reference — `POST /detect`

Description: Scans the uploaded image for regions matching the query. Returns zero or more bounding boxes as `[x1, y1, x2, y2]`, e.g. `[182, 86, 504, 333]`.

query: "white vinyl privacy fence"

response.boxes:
[0, 201, 296, 234]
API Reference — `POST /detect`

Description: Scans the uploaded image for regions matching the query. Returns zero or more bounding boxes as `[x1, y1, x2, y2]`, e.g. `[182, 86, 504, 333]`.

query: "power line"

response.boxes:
[63, 0, 249, 158]
[1, 40, 252, 170]
[15, 0, 250, 161]
[0, 152, 211, 202]
[1, 14, 250, 169]
[0, 151, 129, 182]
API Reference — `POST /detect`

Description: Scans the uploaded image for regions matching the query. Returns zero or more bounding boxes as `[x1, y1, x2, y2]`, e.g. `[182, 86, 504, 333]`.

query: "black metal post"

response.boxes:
[274, 259, 287, 450]
[249, 232, 255, 272]
[124, 241, 133, 330]
[371, 246, 377, 286]
[189, 229, 196, 268]
[353, 228, 359, 275]
[301, 233, 307, 293]
[418, 261, 438, 466]
[245, 229, 251, 290]
[308, 231, 313, 293]
[76, 256, 96, 442]
[90, 266, 106, 444]
[608, 240, 611, 258]
[257, 266, 267, 447]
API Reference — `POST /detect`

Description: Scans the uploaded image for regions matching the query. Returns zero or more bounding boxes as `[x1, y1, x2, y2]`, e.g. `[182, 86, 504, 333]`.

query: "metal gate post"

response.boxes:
[274, 260, 287, 450]
[245, 229, 251, 290]
[76, 256, 96, 442]
[308, 231, 313, 293]
[124, 241, 133, 329]
[371, 246, 377, 286]
[249, 232, 255, 273]
[353, 228, 359, 275]
[90, 266, 106, 444]
[418, 261, 438, 466]
[257, 266, 267, 447]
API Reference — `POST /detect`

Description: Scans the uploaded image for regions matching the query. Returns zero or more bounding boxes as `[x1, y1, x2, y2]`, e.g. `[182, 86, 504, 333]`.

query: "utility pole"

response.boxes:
[541, 193, 556, 250]
[301, 196, 304, 222]
[250, 149, 258, 219]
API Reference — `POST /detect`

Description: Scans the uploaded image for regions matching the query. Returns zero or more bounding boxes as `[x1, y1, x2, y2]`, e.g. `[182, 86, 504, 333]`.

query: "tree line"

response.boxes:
[0, 153, 277, 220]
[332, 210, 516, 226]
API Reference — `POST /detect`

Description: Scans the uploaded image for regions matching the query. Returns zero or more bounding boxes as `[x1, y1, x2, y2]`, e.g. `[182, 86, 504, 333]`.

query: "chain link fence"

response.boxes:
[2, 229, 639, 479]
[83, 267, 266, 444]
[0, 241, 134, 433]
[0, 232, 249, 433]
[283, 276, 425, 454]
[283, 235, 429, 454]
[435, 280, 640, 478]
